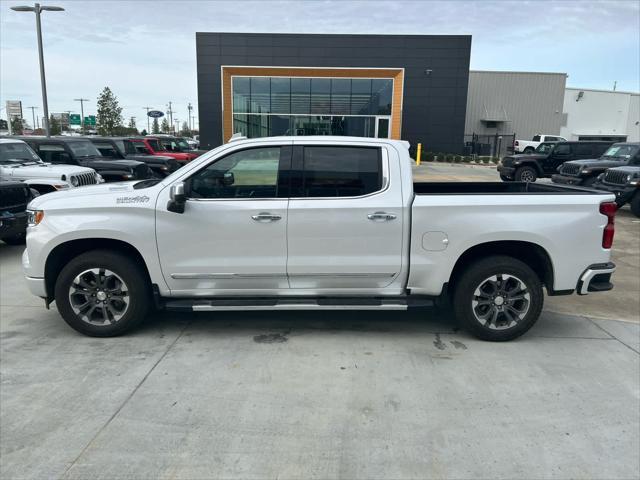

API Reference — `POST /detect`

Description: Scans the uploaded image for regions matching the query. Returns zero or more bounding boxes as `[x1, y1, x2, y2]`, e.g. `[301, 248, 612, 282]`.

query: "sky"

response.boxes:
[1, 0, 639, 130]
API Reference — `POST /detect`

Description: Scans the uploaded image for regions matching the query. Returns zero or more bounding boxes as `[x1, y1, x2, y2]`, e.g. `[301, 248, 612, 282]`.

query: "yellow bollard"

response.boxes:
[416, 143, 422, 166]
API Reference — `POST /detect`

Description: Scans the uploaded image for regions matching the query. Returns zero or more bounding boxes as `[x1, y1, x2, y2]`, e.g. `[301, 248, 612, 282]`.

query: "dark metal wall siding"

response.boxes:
[196, 33, 471, 153]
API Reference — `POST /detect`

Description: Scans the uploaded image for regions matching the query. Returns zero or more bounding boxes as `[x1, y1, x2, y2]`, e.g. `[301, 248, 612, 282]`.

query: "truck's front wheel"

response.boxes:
[514, 166, 537, 182]
[453, 256, 543, 341]
[54, 250, 150, 337]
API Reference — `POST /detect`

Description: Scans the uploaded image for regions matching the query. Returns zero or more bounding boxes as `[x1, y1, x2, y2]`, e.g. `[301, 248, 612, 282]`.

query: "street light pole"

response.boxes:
[143, 106, 153, 134]
[28, 106, 38, 131]
[187, 102, 193, 132]
[74, 98, 88, 133]
[11, 3, 64, 137]
[167, 101, 173, 134]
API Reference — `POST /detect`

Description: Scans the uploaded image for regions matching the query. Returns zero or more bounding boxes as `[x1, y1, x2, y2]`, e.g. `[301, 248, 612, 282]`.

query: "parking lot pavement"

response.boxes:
[1, 239, 639, 479]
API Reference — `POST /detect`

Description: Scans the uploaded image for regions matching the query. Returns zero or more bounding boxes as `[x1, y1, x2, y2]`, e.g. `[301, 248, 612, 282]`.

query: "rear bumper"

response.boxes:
[552, 174, 583, 186]
[577, 262, 616, 295]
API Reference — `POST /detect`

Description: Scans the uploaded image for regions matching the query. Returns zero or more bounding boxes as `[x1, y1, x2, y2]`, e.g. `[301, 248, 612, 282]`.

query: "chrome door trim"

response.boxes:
[171, 273, 287, 280]
[288, 273, 397, 278]
[193, 304, 408, 312]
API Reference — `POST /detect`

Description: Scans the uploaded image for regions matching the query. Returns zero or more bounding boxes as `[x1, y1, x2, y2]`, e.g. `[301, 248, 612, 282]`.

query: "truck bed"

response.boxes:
[413, 181, 609, 195]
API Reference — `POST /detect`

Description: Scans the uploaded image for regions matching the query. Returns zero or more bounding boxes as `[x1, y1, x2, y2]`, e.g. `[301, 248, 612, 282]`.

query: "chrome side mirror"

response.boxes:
[167, 182, 186, 214]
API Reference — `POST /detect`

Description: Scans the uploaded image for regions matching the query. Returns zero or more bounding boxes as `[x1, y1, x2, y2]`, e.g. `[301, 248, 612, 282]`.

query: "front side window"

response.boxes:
[93, 142, 118, 157]
[298, 146, 381, 198]
[554, 144, 571, 155]
[147, 139, 164, 151]
[38, 143, 70, 163]
[189, 147, 281, 199]
[535, 142, 555, 154]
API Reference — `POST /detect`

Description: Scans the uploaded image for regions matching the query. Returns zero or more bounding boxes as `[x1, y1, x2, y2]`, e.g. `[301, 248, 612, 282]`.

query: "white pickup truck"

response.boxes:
[514, 134, 566, 154]
[22, 136, 618, 341]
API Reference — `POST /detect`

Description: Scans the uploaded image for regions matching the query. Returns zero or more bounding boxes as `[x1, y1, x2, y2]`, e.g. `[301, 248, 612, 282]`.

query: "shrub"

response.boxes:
[435, 152, 444, 162]
[482, 156, 491, 164]
[446, 153, 455, 162]
[424, 151, 435, 162]
[453, 155, 462, 163]
[492, 157, 500, 164]
[463, 156, 472, 163]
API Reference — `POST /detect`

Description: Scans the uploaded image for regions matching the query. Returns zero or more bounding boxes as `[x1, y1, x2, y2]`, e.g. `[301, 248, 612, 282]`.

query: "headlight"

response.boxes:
[95, 173, 105, 184]
[580, 168, 592, 175]
[160, 165, 169, 170]
[628, 175, 639, 186]
[123, 173, 134, 180]
[70, 175, 79, 187]
[27, 209, 44, 227]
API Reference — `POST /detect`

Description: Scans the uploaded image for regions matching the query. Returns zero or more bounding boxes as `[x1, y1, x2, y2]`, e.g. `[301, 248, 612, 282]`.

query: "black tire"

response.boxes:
[1, 233, 26, 245]
[500, 174, 512, 182]
[54, 250, 150, 337]
[631, 192, 640, 218]
[514, 166, 537, 182]
[523, 147, 535, 153]
[452, 256, 544, 341]
[581, 176, 597, 188]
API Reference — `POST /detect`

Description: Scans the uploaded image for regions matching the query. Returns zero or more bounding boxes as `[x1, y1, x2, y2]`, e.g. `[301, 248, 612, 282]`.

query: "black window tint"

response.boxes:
[554, 144, 571, 155]
[189, 147, 281, 199]
[574, 144, 594, 155]
[533, 135, 541, 142]
[301, 146, 381, 197]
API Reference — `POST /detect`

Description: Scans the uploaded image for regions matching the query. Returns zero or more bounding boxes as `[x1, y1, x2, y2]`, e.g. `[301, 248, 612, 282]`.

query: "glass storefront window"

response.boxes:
[330, 79, 351, 115]
[232, 77, 250, 114]
[351, 79, 372, 115]
[372, 79, 392, 115]
[250, 77, 270, 113]
[270, 78, 290, 114]
[310, 78, 331, 114]
[291, 78, 311, 114]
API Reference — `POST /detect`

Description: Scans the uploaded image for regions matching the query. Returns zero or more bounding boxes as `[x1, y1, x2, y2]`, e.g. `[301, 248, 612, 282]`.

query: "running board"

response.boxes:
[163, 296, 434, 312]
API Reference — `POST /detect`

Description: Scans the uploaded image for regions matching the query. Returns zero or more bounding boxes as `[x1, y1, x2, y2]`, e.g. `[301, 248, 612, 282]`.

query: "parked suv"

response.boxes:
[514, 134, 567, 154]
[131, 136, 198, 163]
[593, 166, 640, 217]
[552, 142, 640, 187]
[1, 180, 37, 245]
[1, 138, 102, 194]
[86, 137, 181, 177]
[16, 136, 153, 183]
[498, 141, 613, 182]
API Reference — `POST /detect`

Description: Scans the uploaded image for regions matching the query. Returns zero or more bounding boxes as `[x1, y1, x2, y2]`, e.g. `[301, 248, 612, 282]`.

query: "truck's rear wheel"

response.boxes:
[453, 256, 543, 341]
[515, 166, 537, 182]
[54, 250, 150, 337]
[631, 192, 640, 218]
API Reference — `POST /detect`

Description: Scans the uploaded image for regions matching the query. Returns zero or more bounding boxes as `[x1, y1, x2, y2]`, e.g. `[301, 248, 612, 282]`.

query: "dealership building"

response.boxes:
[196, 32, 639, 153]
[196, 32, 471, 152]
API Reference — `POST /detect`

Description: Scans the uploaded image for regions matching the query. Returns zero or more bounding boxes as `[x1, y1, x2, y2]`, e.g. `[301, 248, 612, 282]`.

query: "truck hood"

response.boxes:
[1, 162, 95, 179]
[125, 154, 175, 165]
[606, 165, 640, 174]
[29, 181, 145, 208]
[83, 158, 143, 171]
[567, 159, 626, 169]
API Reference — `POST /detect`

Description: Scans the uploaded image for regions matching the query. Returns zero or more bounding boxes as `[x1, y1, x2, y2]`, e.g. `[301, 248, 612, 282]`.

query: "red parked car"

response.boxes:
[130, 137, 198, 163]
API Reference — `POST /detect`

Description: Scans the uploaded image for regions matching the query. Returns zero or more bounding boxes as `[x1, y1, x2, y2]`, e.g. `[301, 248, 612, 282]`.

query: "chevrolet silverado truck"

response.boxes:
[23, 136, 618, 341]
[552, 142, 640, 187]
[1, 138, 102, 194]
[86, 137, 182, 177]
[15, 136, 154, 183]
[514, 134, 566, 154]
[593, 166, 640, 217]
[498, 141, 612, 182]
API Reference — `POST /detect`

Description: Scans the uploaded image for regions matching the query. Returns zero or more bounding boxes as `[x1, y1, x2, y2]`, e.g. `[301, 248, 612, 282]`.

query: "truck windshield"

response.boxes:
[601, 144, 639, 161]
[67, 140, 102, 158]
[535, 143, 555, 154]
[0, 143, 42, 164]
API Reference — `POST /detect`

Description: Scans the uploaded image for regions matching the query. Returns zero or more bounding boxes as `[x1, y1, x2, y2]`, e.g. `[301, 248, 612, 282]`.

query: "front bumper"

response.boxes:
[0, 211, 27, 240]
[577, 262, 615, 295]
[497, 165, 516, 178]
[593, 182, 637, 205]
[552, 174, 583, 186]
[25, 276, 47, 298]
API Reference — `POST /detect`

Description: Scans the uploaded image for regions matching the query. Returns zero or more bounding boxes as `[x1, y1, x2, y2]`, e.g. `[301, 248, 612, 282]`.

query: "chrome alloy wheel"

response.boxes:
[520, 170, 535, 182]
[68, 268, 130, 325]
[471, 274, 531, 330]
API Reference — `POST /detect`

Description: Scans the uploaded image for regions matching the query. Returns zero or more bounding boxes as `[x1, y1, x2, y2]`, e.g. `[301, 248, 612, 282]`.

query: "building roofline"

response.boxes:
[470, 69, 567, 76]
[196, 32, 472, 38]
[566, 86, 639, 96]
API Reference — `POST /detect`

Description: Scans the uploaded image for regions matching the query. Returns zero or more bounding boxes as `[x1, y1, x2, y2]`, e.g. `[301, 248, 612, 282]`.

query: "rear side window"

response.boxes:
[532, 135, 541, 142]
[299, 146, 382, 198]
[574, 144, 594, 155]
[554, 144, 571, 155]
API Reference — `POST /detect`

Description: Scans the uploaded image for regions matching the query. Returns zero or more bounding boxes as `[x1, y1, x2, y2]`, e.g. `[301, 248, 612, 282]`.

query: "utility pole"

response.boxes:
[613, 81, 617, 91]
[143, 106, 153, 134]
[64, 110, 72, 131]
[74, 98, 89, 133]
[187, 102, 193, 132]
[28, 106, 38, 131]
[11, 3, 65, 137]
[167, 101, 173, 134]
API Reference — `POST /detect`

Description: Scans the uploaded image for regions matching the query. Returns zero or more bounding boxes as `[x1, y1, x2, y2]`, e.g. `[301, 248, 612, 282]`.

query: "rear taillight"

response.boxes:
[600, 202, 616, 249]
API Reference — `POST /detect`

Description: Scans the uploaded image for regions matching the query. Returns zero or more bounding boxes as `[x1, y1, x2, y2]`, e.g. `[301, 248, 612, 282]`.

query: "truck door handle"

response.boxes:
[251, 212, 282, 222]
[367, 212, 397, 221]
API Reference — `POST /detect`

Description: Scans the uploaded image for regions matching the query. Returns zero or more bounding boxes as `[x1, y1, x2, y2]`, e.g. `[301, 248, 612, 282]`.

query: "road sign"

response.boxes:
[148, 110, 164, 118]
[69, 114, 81, 125]
[84, 115, 96, 126]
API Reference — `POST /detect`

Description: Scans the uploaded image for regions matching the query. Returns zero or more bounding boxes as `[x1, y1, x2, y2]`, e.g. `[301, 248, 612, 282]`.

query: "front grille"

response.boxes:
[604, 170, 629, 186]
[135, 164, 153, 179]
[76, 172, 98, 186]
[0, 186, 29, 211]
[560, 163, 581, 176]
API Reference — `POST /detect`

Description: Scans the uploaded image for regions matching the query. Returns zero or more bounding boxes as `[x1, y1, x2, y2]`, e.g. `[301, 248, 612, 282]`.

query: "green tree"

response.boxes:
[152, 118, 160, 134]
[49, 115, 61, 135]
[160, 118, 170, 133]
[10, 116, 24, 135]
[127, 117, 139, 135]
[96, 86, 123, 135]
[141, 129, 148, 136]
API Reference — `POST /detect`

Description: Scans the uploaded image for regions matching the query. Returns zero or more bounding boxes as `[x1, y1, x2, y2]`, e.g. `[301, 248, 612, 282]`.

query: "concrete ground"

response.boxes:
[1, 163, 639, 479]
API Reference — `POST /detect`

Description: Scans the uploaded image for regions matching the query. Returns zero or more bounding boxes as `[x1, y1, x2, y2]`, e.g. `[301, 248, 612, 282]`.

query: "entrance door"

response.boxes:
[156, 145, 291, 294]
[375, 117, 391, 138]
